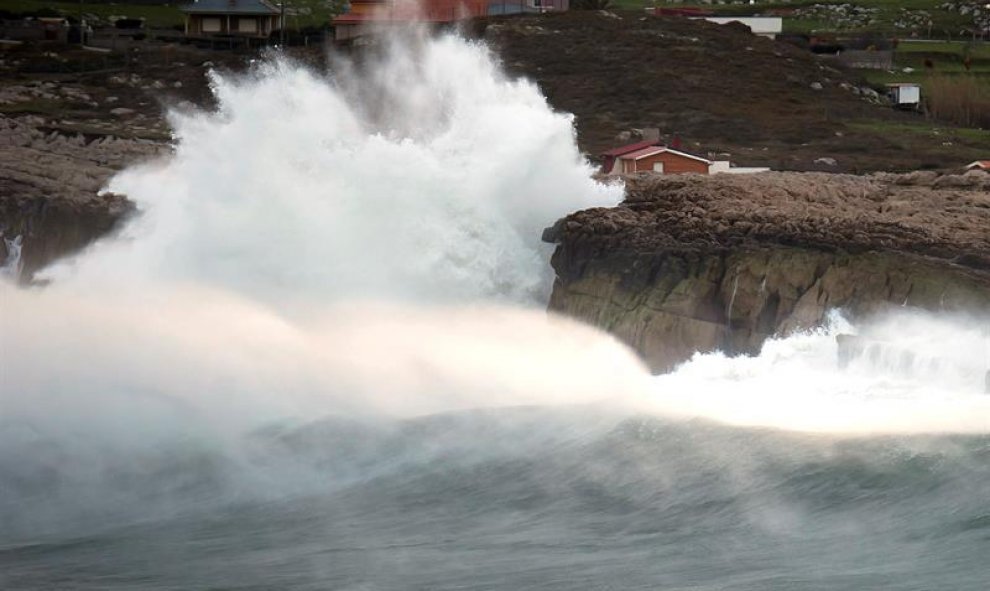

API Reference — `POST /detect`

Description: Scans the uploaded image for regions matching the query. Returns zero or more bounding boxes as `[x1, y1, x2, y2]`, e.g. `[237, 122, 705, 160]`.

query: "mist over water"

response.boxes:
[654, 311, 990, 434]
[2, 29, 989, 589]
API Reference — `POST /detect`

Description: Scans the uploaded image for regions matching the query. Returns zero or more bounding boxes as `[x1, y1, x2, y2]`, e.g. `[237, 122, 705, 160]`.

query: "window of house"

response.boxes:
[201, 17, 221, 32]
[238, 17, 258, 33]
[652, 162, 665, 173]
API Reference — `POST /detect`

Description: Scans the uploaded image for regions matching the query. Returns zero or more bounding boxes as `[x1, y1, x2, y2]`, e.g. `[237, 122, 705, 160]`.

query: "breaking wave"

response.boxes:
[1, 28, 988, 587]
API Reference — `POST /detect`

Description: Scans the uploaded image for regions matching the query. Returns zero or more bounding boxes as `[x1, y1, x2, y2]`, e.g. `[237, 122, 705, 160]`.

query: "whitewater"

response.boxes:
[1, 30, 988, 590]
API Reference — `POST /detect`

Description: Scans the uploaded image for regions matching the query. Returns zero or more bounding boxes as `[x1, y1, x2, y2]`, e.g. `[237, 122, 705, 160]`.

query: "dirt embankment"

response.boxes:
[545, 171, 990, 372]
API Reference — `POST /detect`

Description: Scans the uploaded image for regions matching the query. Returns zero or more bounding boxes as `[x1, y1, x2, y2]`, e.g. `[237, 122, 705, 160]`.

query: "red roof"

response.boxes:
[620, 146, 667, 160]
[616, 146, 711, 164]
[600, 140, 662, 158]
[333, 0, 488, 24]
[334, 13, 458, 23]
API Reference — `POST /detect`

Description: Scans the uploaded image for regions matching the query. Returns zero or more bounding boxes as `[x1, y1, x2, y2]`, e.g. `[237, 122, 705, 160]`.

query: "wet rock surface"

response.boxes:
[546, 171, 990, 372]
[0, 44, 241, 280]
[0, 114, 162, 279]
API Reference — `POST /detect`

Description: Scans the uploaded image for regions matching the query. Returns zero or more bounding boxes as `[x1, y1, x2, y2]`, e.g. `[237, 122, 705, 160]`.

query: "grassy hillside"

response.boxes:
[0, 0, 340, 28]
[0, 0, 185, 27]
[611, 0, 987, 39]
[481, 11, 990, 172]
[2, 3, 986, 171]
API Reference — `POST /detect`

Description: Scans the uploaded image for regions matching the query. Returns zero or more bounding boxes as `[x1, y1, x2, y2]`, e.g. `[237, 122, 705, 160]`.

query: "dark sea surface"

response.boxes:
[2, 408, 988, 590]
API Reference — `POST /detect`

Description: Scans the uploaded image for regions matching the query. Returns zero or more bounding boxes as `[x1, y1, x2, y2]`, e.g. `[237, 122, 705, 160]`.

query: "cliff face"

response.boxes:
[0, 115, 164, 279]
[546, 171, 990, 372]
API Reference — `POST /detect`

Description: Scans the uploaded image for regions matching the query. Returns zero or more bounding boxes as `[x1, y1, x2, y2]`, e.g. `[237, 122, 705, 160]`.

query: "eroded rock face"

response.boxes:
[0, 115, 165, 279]
[546, 172, 990, 372]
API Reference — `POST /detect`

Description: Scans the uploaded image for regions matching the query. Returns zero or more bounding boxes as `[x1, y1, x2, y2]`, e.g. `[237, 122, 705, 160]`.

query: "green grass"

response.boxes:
[0, 0, 184, 27]
[847, 120, 990, 146]
[0, 0, 340, 29]
[854, 39, 990, 91]
[897, 40, 990, 59]
[280, 0, 341, 29]
[633, 0, 982, 38]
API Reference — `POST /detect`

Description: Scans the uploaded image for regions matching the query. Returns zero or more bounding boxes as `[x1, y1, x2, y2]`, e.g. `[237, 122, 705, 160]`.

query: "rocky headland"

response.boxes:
[0, 114, 161, 278]
[544, 171, 990, 372]
[0, 44, 225, 278]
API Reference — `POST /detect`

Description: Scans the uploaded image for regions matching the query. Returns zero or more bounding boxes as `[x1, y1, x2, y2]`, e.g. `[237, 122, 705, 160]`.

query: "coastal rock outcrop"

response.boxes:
[545, 171, 990, 372]
[0, 115, 165, 279]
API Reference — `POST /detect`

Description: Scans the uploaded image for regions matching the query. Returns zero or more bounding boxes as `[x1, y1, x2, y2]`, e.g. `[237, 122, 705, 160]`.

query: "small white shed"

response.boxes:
[886, 83, 921, 107]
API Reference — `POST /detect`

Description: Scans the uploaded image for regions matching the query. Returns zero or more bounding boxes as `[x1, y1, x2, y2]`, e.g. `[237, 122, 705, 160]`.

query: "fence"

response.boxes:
[836, 50, 894, 70]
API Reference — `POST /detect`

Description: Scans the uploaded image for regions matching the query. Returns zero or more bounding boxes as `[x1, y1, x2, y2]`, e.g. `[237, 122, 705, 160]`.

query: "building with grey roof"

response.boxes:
[181, 0, 281, 38]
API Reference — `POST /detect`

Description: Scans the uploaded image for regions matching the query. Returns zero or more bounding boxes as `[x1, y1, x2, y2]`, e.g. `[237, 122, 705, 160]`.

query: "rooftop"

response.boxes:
[621, 146, 667, 160]
[600, 140, 661, 158]
[619, 146, 712, 164]
[181, 0, 280, 15]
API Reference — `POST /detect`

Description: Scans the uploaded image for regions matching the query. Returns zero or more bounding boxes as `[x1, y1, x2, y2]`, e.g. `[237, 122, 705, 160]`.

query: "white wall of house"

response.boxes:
[718, 167, 771, 174]
[709, 161, 770, 174]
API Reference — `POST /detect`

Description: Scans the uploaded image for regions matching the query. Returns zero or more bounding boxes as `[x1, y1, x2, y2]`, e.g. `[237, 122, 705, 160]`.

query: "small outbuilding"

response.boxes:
[181, 0, 281, 38]
[602, 141, 770, 176]
[886, 83, 921, 108]
[964, 160, 990, 171]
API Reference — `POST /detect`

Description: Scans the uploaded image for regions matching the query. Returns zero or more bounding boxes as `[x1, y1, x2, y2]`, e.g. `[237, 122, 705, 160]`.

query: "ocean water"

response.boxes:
[1, 29, 988, 590]
[3, 409, 989, 590]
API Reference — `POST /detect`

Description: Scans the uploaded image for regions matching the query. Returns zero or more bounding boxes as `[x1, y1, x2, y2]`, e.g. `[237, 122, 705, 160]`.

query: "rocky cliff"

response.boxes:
[545, 171, 990, 372]
[0, 115, 165, 280]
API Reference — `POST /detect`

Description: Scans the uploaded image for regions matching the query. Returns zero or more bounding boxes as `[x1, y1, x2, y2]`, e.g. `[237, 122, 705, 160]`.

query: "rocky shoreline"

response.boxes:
[0, 114, 161, 278]
[545, 171, 990, 372]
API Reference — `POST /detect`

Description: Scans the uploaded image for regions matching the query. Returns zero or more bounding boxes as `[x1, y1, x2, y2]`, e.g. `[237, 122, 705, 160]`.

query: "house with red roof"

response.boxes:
[601, 141, 770, 176]
[964, 160, 990, 171]
[602, 141, 712, 176]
